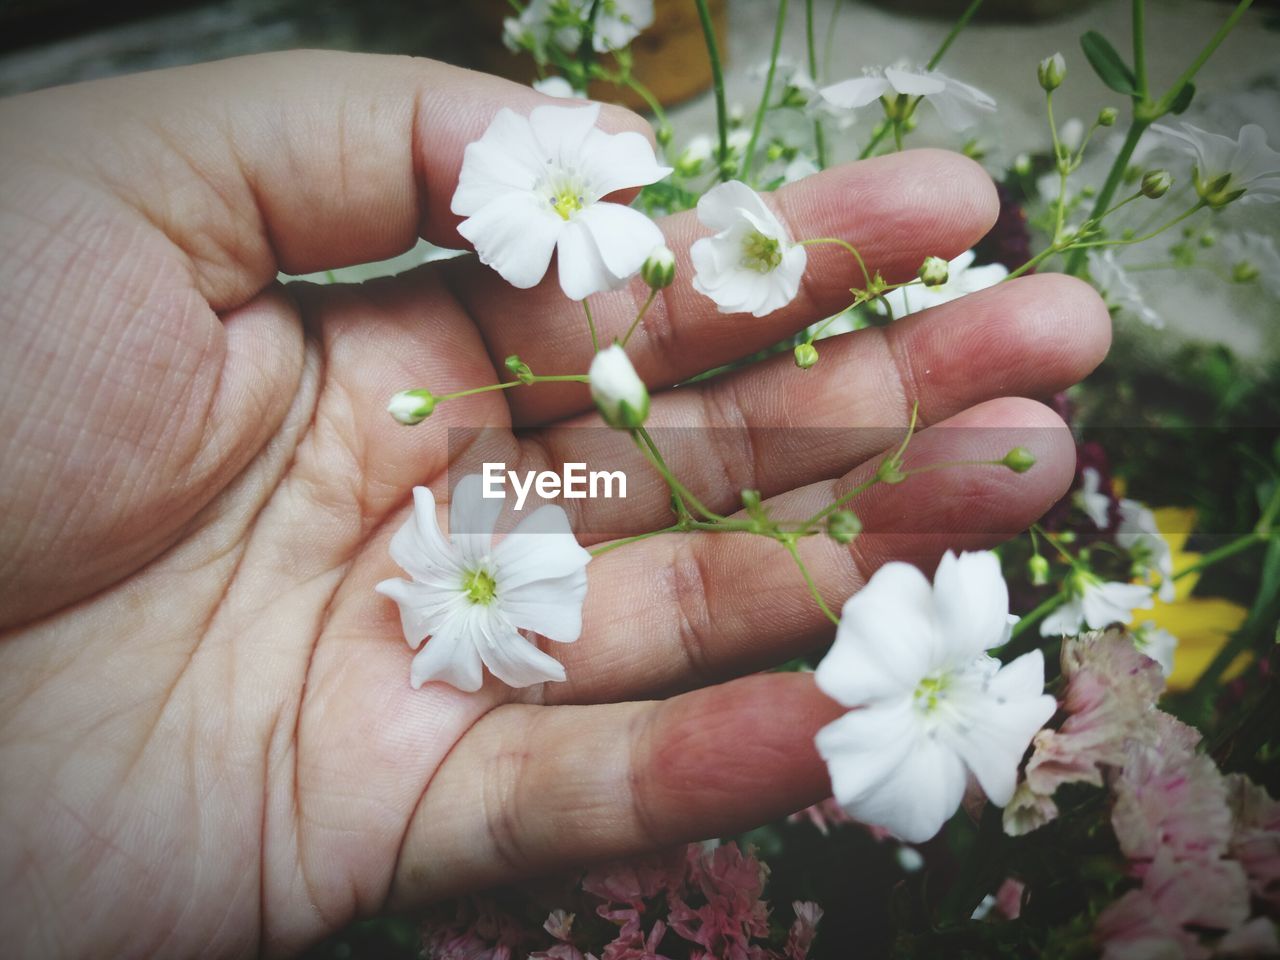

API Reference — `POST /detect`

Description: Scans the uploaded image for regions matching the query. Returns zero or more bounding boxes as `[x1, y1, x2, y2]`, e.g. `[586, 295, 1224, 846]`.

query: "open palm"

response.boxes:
[0, 52, 1109, 958]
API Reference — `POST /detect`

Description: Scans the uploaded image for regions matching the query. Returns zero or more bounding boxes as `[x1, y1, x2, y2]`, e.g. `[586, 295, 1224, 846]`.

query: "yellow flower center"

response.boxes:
[463, 569, 498, 605]
[914, 674, 948, 712]
[740, 230, 783, 273]
[551, 190, 584, 220]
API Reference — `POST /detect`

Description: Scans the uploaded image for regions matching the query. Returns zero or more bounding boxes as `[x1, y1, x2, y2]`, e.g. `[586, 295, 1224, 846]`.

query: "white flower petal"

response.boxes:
[818, 75, 891, 110]
[449, 474, 504, 564]
[817, 699, 968, 843]
[451, 110, 546, 216]
[696, 180, 785, 235]
[1081, 581, 1153, 629]
[931, 551, 1011, 662]
[575, 202, 665, 282]
[528, 102, 603, 161]
[883, 66, 947, 97]
[501, 569, 589, 642]
[388, 486, 460, 583]
[409, 612, 485, 692]
[494, 504, 592, 592]
[944, 651, 1057, 806]
[474, 612, 568, 687]
[1040, 596, 1085, 637]
[457, 194, 563, 289]
[375, 577, 463, 649]
[579, 128, 672, 199]
[557, 217, 622, 300]
[815, 562, 937, 707]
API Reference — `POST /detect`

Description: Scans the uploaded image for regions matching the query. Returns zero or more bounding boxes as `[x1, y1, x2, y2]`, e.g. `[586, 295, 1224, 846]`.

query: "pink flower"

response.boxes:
[583, 849, 686, 909]
[787, 797, 856, 836]
[785, 902, 823, 960]
[1226, 773, 1280, 910]
[1111, 718, 1233, 864]
[1005, 629, 1166, 834]
[1096, 850, 1251, 959]
[666, 844, 771, 960]
[995, 878, 1026, 921]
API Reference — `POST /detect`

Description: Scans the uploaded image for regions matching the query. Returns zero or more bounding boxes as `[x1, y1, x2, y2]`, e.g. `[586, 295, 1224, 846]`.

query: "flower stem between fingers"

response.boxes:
[783, 537, 841, 626]
[620, 289, 658, 348]
[799, 237, 873, 289]
[583, 298, 600, 353]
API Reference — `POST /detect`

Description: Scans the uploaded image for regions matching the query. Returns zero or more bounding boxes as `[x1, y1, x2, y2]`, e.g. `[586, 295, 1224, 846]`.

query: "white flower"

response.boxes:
[814, 551, 1056, 844]
[878, 250, 1006, 317]
[818, 65, 996, 131]
[1116, 499, 1175, 602]
[1152, 122, 1280, 206]
[1134, 622, 1179, 678]
[1074, 466, 1111, 529]
[1221, 231, 1280, 299]
[690, 180, 806, 317]
[783, 155, 820, 184]
[589, 344, 649, 428]
[1040, 572, 1154, 638]
[532, 76, 584, 99]
[452, 104, 671, 300]
[1087, 249, 1163, 328]
[376, 476, 591, 691]
[506, 0, 653, 55]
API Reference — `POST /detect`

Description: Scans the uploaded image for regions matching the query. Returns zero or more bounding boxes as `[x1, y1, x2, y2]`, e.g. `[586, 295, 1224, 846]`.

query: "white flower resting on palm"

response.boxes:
[1087, 250, 1162, 329]
[878, 250, 1006, 318]
[814, 551, 1056, 844]
[1039, 571, 1153, 638]
[690, 180, 807, 317]
[505, 0, 653, 55]
[376, 476, 591, 692]
[451, 103, 671, 300]
[1153, 121, 1280, 206]
[818, 65, 996, 131]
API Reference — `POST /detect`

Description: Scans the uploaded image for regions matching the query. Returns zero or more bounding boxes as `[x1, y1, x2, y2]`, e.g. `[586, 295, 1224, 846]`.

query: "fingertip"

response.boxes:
[1004, 272, 1113, 378]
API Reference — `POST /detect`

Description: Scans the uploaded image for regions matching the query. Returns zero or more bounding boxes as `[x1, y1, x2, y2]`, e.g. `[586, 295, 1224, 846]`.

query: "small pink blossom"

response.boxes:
[1225, 773, 1280, 910]
[787, 797, 856, 835]
[784, 902, 823, 960]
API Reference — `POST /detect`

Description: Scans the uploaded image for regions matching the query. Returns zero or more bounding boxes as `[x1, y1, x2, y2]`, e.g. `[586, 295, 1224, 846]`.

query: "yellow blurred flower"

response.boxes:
[1136, 507, 1249, 691]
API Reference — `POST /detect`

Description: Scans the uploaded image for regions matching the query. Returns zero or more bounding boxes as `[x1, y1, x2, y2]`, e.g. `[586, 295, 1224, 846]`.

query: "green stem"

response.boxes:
[583, 298, 600, 353]
[1154, 0, 1254, 114]
[1171, 532, 1263, 582]
[1004, 244, 1059, 281]
[743, 0, 790, 182]
[784, 538, 841, 626]
[436, 373, 590, 402]
[1132, 0, 1148, 101]
[693, 0, 731, 181]
[634, 428, 725, 522]
[1065, 120, 1149, 275]
[619, 72, 671, 134]
[799, 236, 872, 288]
[1070, 202, 1207, 250]
[621, 290, 658, 348]
[1010, 592, 1067, 639]
[805, 0, 828, 169]
[577, 0, 603, 80]
[926, 0, 985, 70]
[590, 525, 681, 557]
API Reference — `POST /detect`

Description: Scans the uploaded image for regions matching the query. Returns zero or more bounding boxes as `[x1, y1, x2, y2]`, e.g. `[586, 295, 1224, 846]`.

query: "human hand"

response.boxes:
[0, 51, 1109, 957]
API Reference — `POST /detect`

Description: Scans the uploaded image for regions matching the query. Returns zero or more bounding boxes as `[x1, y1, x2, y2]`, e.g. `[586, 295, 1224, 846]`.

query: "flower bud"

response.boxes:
[1140, 170, 1173, 199]
[1002, 446, 1037, 473]
[1028, 554, 1051, 586]
[387, 389, 436, 425]
[1098, 107, 1118, 127]
[827, 510, 862, 545]
[794, 342, 819, 369]
[641, 245, 676, 290]
[505, 354, 535, 384]
[1232, 260, 1259, 283]
[1038, 53, 1066, 92]
[918, 255, 949, 287]
[656, 124, 673, 147]
[1012, 153, 1033, 176]
[589, 345, 649, 430]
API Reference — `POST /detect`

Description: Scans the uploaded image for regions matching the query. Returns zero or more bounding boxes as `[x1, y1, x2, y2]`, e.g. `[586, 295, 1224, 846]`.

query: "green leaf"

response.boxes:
[1169, 81, 1196, 115]
[1080, 31, 1138, 96]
